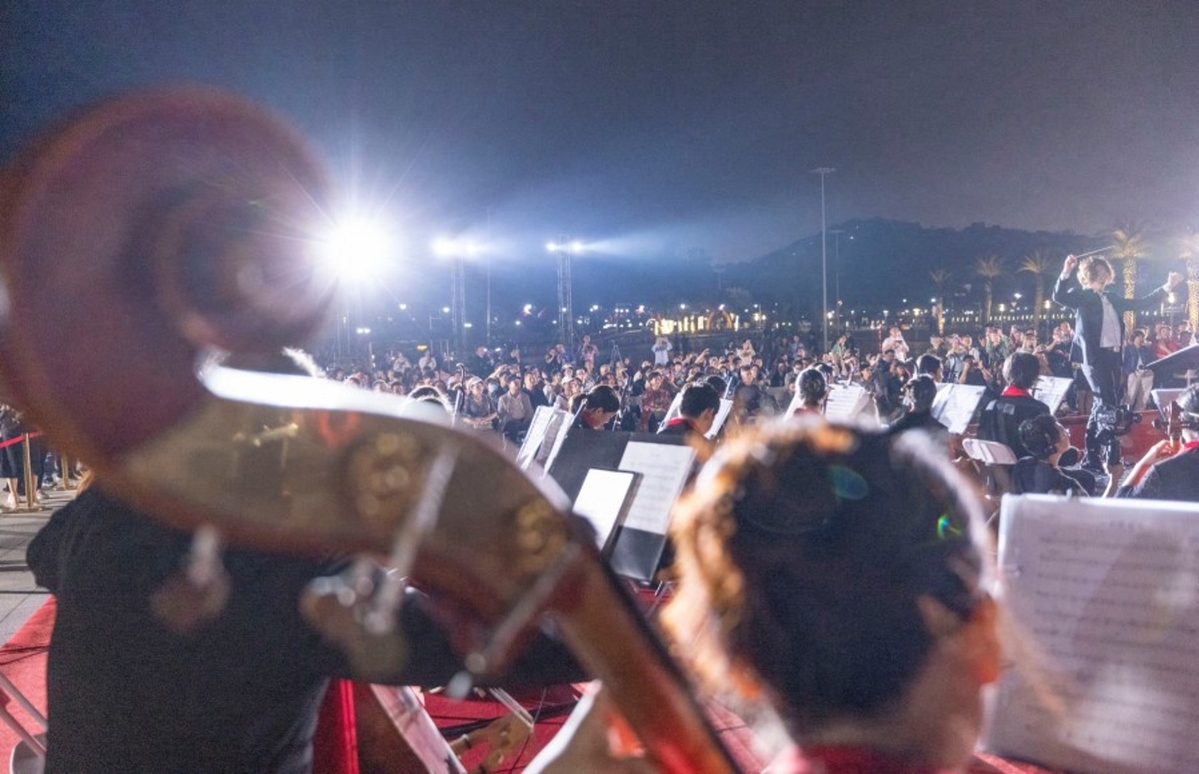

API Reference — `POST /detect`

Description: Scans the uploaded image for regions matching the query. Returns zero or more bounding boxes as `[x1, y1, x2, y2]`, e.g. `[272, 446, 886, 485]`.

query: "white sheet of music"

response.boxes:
[616, 441, 695, 534]
[516, 406, 558, 470]
[573, 469, 637, 549]
[822, 384, 869, 423]
[985, 494, 1199, 773]
[1033, 376, 1073, 415]
[707, 398, 734, 438]
[931, 383, 985, 434]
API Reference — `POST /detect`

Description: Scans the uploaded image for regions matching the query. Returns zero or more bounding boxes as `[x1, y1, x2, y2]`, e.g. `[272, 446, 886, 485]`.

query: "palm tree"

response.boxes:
[1018, 251, 1054, 334]
[1112, 221, 1149, 330]
[973, 256, 1004, 325]
[929, 268, 951, 334]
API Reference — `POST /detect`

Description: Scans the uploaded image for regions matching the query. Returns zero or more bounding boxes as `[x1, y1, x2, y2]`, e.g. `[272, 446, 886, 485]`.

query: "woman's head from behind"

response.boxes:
[664, 419, 997, 767]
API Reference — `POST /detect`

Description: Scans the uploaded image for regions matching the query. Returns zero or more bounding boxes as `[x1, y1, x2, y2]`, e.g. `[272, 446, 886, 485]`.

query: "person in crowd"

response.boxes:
[983, 325, 1011, 370]
[889, 374, 947, 435]
[1052, 253, 1181, 473]
[496, 377, 534, 441]
[651, 335, 672, 366]
[458, 376, 498, 431]
[880, 324, 910, 362]
[915, 353, 943, 382]
[926, 333, 948, 359]
[639, 371, 674, 433]
[469, 345, 493, 377]
[577, 334, 599, 369]
[791, 367, 828, 416]
[976, 352, 1051, 460]
[1119, 384, 1199, 501]
[417, 348, 438, 373]
[1011, 414, 1092, 496]
[524, 370, 551, 411]
[1178, 320, 1193, 348]
[1153, 322, 1180, 361]
[1123, 328, 1155, 411]
[657, 381, 721, 441]
[535, 420, 999, 772]
[956, 354, 990, 388]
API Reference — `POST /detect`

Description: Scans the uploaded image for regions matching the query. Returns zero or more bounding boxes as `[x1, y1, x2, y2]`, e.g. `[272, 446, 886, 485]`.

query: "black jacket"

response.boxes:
[1051, 274, 1166, 364]
[1123, 446, 1199, 502]
[29, 488, 584, 774]
[976, 393, 1050, 459]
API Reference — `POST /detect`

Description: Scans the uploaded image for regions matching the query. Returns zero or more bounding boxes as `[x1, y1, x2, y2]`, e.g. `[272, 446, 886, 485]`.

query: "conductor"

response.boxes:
[1052, 253, 1183, 473]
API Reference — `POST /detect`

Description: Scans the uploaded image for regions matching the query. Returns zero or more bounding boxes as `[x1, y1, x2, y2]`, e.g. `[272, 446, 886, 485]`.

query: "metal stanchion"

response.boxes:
[20, 434, 36, 511]
[58, 453, 75, 490]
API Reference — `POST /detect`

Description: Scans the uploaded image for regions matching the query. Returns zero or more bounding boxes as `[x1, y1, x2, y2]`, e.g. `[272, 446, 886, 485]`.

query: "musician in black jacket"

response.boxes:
[1120, 384, 1199, 501]
[1051, 253, 1182, 473]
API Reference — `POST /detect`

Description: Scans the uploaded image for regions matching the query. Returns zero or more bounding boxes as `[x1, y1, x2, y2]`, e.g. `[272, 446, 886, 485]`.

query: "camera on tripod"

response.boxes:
[1094, 404, 1140, 436]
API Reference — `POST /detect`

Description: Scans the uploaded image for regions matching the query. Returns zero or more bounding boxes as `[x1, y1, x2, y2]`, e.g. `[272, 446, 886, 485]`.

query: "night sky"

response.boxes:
[4, 1, 1199, 268]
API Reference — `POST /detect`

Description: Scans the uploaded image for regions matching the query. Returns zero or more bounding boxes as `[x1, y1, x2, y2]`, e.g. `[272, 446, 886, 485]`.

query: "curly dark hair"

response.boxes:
[663, 418, 989, 733]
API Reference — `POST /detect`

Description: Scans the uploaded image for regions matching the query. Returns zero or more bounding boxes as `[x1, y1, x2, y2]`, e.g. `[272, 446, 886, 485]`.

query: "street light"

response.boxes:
[811, 167, 835, 352]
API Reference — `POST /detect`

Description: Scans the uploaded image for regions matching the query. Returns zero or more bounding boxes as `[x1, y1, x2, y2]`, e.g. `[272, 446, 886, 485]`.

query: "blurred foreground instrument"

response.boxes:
[0, 87, 732, 773]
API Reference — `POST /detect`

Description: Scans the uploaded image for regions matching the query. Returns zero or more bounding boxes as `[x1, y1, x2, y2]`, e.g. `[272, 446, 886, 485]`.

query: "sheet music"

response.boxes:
[707, 398, 734, 438]
[573, 469, 637, 549]
[985, 495, 1199, 773]
[539, 410, 576, 475]
[931, 383, 985, 434]
[616, 441, 696, 534]
[516, 406, 558, 470]
[822, 384, 869, 423]
[1033, 376, 1073, 415]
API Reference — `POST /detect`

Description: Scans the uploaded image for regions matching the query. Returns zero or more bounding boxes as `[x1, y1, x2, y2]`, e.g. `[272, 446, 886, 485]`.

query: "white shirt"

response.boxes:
[1099, 294, 1121, 349]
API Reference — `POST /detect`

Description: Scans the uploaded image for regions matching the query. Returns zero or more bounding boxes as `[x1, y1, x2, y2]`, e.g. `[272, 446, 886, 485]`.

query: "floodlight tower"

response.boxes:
[549, 236, 576, 350]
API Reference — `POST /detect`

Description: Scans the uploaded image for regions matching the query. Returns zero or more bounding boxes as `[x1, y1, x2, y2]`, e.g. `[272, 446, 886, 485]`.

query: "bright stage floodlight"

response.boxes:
[319, 215, 393, 281]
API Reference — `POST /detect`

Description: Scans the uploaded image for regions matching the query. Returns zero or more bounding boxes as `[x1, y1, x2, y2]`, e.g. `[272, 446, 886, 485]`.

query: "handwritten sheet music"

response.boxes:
[986, 494, 1199, 773]
[931, 383, 985, 434]
[616, 441, 696, 534]
[1033, 376, 1073, 415]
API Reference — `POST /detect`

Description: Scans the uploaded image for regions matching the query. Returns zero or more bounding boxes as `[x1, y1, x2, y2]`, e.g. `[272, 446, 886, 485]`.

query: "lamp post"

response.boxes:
[811, 167, 835, 352]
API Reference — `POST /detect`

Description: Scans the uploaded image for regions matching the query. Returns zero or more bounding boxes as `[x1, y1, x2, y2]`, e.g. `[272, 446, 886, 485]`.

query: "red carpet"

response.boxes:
[0, 598, 54, 764]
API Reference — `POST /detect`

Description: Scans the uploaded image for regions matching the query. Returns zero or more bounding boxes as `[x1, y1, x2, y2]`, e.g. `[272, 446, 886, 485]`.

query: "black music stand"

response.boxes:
[1143, 344, 1199, 389]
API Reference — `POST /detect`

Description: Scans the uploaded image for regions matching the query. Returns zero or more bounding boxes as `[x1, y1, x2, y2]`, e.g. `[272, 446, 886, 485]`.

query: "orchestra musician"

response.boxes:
[1119, 383, 1199, 501]
[534, 420, 999, 772]
[26, 351, 586, 774]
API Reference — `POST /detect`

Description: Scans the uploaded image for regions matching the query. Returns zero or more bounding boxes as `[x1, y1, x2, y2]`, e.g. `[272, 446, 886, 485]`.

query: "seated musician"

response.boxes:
[1119, 383, 1199, 501]
[888, 374, 947, 435]
[790, 367, 828, 416]
[28, 350, 585, 774]
[536, 420, 1000, 772]
[976, 352, 1050, 459]
[570, 385, 622, 430]
[657, 381, 721, 440]
[1011, 415, 1093, 496]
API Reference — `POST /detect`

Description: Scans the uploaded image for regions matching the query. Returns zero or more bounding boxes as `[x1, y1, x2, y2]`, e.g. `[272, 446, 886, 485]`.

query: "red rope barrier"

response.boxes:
[0, 433, 42, 451]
